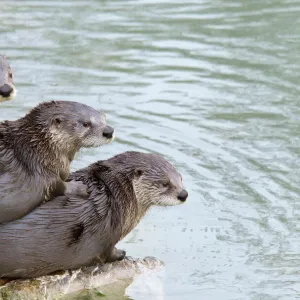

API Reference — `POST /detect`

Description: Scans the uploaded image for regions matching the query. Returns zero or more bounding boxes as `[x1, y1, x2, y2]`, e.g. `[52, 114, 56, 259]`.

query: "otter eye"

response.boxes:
[135, 169, 143, 177]
[162, 181, 170, 188]
[82, 121, 91, 128]
[9, 73, 12, 79]
[54, 118, 61, 124]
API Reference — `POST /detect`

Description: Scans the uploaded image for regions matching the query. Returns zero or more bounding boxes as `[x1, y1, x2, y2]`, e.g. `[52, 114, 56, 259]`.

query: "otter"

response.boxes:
[0, 100, 114, 223]
[0, 151, 188, 279]
[0, 55, 16, 102]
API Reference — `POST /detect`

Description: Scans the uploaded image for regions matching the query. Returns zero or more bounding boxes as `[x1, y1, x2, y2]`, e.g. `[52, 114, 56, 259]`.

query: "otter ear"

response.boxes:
[52, 117, 62, 126]
[134, 169, 143, 178]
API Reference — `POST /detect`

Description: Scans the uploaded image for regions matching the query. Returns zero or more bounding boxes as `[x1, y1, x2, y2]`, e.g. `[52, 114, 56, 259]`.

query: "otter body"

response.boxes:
[0, 100, 114, 223]
[0, 151, 188, 279]
[0, 55, 16, 101]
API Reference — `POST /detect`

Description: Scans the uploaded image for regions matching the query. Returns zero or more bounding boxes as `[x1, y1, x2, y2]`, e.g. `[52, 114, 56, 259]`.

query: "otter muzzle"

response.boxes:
[103, 125, 114, 139]
[0, 84, 13, 98]
[177, 189, 188, 202]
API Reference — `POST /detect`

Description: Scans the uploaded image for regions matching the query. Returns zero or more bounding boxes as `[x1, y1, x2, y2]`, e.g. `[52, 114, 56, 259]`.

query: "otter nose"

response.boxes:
[102, 125, 114, 139]
[178, 189, 188, 202]
[0, 84, 13, 97]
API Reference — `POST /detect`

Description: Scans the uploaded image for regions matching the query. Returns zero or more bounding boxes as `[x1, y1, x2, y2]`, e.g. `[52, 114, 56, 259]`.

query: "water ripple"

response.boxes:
[1, 0, 300, 299]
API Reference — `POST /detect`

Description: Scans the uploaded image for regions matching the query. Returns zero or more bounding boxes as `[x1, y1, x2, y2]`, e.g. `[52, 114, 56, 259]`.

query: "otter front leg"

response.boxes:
[48, 181, 88, 201]
[65, 181, 89, 198]
[104, 247, 126, 263]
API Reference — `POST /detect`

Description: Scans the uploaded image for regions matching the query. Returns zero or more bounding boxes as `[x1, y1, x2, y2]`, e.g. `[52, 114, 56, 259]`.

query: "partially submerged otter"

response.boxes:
[0, 55, 16, 102]
[0, 100, 114, 223]
[0, 151, 188, 279]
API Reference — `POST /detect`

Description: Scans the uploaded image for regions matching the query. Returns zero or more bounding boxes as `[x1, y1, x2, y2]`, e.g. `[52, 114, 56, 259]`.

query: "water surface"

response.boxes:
[1, 1, 300, 299]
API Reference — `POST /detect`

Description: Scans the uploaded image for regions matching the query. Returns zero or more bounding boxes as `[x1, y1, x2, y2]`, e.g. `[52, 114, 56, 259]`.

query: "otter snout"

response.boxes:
[177, 189, 188, 202]
[103, 125, 114, 139]
[0, 84, 13, 98]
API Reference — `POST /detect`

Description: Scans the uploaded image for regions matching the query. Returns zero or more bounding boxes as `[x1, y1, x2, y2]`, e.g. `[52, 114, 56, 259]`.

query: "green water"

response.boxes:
[1, 0, 300, 299]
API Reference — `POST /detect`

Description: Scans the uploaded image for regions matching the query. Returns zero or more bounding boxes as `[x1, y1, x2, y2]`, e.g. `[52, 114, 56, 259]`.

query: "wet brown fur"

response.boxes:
[0, 151, 186, 279]
[0, 100, 112, 223]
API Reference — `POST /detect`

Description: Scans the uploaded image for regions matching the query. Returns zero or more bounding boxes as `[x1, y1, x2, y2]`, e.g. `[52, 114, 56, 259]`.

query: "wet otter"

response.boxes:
[0, 151, 188, 279]
[0, 100, 114, 223]
[0, 55, 16, 102]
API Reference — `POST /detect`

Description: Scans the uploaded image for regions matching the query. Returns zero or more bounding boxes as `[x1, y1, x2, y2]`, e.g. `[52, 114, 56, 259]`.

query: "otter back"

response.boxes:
[0, 100, 114, 223]
[0, 151, 187, 279]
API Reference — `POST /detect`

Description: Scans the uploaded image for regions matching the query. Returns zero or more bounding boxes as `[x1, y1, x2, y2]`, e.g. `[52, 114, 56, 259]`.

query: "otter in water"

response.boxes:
[0, 100, 114, 223]
[0, 55, 16, 102]
[0, 151, 188, 279]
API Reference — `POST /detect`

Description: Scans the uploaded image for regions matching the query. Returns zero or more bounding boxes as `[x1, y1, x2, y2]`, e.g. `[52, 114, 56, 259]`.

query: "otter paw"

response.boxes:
[115, 249, 126, 261]
[106, 248, 126, 263]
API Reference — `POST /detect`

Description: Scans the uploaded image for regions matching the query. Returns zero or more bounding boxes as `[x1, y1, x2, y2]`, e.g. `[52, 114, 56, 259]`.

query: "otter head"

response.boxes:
[26, 101, 114, 157]
[132, 153, 188, 207]
[90, 151, 187, 239]
[0, 55, 16, 102]
[109, 152, 188, 207]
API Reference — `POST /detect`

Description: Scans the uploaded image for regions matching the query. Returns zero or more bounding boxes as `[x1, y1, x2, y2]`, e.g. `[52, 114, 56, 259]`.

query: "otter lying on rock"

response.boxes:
[0, 257, 164, 300]
[0, 151, 188, 279]
[0, 100, 114, 223]
[0, 55, 16, 102]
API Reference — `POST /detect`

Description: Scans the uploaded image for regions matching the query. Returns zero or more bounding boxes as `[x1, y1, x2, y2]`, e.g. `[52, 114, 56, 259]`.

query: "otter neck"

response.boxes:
[8, 119, 72, 176]
[90, 167, 145, 240]
[132, 182, 153, 224]
[120, 179, 152, 240]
